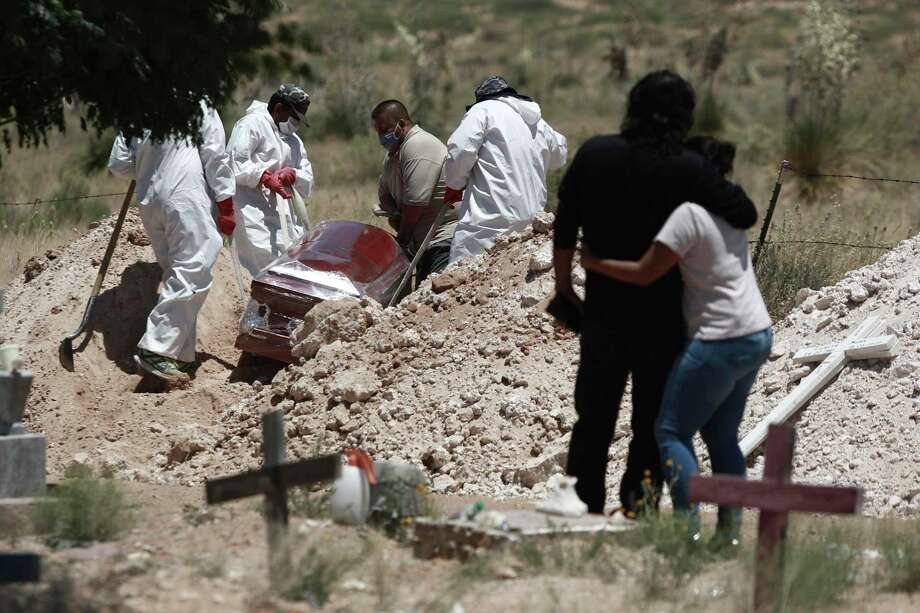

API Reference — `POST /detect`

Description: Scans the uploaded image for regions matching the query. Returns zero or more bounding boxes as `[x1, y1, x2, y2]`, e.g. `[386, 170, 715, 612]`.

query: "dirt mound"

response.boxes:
[181, 213, 919, 516]
[6, 207, 918, 517]
[179, 214, 618, 500]
[0, 209, 254, 482]
[742, 237, 920, 516]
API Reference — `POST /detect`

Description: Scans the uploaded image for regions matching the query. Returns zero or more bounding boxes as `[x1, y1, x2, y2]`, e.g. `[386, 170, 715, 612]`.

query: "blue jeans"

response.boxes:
[655, 328, 773, 522]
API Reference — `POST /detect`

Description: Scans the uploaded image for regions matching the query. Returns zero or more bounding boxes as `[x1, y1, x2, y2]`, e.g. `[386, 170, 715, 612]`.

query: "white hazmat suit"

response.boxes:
[226, 100, 315, 277]
[445, 97, 567, 263]
[107, 101, 233, 363]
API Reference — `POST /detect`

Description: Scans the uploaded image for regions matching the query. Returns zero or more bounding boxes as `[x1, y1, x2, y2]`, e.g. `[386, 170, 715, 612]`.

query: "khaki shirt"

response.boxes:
[379, 125, 458, 254]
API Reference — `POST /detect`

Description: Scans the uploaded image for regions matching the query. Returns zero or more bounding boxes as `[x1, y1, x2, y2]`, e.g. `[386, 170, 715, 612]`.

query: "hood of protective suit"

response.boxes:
[499, 96, 542, 127]
[246, 100, 275, 123]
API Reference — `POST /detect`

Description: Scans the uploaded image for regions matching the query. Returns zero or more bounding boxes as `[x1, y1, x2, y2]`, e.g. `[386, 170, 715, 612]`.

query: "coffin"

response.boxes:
[235, 221, 409, 363]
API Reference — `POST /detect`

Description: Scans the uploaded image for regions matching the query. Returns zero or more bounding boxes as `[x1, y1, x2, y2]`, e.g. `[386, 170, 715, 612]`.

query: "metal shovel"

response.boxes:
[58, 180, 136, 372]
[227, 236, 248, 304]
[387, 201, 449, 308]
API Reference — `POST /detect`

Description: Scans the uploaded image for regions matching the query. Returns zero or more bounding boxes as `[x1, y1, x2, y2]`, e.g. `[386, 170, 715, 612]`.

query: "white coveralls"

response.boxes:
[445, 97, 568, 264]
[107, 101, 234, 363]
[226, 100, 315, 277]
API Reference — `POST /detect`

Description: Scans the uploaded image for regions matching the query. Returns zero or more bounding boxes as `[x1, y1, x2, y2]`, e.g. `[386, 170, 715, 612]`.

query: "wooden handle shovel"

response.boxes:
[58, 180, 136, 372]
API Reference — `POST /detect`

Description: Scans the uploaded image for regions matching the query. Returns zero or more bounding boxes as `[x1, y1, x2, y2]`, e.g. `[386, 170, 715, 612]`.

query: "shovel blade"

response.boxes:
[58, 338, 75, 372]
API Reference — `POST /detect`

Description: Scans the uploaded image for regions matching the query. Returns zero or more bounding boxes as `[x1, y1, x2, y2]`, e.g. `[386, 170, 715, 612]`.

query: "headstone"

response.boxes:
[0, 361, 46, 499]
[413, 509, 633, 560]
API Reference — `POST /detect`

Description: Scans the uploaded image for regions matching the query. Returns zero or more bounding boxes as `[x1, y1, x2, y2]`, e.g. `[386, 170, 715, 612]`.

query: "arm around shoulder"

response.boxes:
[691, 163, 758, 230]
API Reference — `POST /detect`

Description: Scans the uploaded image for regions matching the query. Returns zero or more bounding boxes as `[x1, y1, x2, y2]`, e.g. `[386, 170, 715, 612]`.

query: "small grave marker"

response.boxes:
[740, 314, 897, 456]
[690, 424, 862, 613]
[205, 409, 340, 586]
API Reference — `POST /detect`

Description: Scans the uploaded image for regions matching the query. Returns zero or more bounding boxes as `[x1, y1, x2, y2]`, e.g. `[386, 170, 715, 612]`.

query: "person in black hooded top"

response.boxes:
[552, 70, 758, 516]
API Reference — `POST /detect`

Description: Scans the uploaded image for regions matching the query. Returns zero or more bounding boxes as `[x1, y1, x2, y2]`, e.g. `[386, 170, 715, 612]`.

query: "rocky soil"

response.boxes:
[3, 208, 918, 517]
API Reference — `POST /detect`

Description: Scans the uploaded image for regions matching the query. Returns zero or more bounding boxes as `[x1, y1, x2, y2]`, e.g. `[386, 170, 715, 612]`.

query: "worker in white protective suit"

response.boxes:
[107, 100, 236, 382]
[226, 83, 315, 277]
[445, 76, 568, 264]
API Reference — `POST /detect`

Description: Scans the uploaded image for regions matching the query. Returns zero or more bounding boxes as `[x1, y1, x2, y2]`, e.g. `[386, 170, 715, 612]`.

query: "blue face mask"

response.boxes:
[378, 128, 400, 152]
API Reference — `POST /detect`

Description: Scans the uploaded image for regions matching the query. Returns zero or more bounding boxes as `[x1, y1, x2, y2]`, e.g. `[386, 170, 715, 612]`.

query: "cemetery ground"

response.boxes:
[4, 478, 920, 612]
[2, 204, 920, 611]
[2, 3, 920, 610]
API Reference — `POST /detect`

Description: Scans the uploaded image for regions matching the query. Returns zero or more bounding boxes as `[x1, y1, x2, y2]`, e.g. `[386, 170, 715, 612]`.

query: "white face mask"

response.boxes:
[279, 116, 300, 136]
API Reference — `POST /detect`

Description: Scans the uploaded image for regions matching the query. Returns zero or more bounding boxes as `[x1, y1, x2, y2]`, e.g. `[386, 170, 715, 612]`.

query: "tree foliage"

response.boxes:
[0, 0, 278, 160]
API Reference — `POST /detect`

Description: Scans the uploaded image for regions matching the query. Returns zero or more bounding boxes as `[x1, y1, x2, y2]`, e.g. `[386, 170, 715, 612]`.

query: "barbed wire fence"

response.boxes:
[750, 160, 918, 266]
[0, 161, 917, 255]
[0, 192, 129, 207]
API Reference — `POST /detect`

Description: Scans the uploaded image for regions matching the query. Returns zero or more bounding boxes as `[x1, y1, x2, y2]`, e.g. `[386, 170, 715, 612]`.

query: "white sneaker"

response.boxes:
[536, 474, 588, 518]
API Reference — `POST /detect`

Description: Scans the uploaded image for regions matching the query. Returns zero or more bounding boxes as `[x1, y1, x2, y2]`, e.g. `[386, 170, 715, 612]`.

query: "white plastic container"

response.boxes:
[329, 464, 370, 524]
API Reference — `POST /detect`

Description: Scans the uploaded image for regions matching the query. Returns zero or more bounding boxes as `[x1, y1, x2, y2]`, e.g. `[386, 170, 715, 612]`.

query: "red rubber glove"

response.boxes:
[216, 198, 235, 236]
[260, 170, 292, 199]
[445, 187, 464, 205]
[276, 166, 296, 186]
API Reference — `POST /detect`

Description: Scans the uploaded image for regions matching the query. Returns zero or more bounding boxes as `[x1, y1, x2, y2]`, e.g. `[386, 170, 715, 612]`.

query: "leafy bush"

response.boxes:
[283, 544, 360, 607]
[625, 512, 713, 585]
[694, 87, 725, 135]
[5, 565, 109, 613]
[876, 518, 920, 593]
[780, 527, 858, 612]
[785, 0, 861, 193]
[38, 464, 133, 545]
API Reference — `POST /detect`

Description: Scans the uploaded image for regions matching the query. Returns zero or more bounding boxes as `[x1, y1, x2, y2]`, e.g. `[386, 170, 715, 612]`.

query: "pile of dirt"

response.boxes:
[172, 213, 589, 499]
[181, 212, 920, 516]
[4, 206, 918, 517]
[741, 237, 920, 516]
[0, 209, 255, 483]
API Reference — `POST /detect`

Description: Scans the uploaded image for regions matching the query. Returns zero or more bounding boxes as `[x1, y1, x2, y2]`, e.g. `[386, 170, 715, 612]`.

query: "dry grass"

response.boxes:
[1, 0, 917, 317]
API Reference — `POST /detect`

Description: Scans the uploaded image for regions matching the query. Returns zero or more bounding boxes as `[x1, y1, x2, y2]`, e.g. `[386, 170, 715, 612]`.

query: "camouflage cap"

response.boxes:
[474, 75, 515, 101]
[277, 83, 310, 124]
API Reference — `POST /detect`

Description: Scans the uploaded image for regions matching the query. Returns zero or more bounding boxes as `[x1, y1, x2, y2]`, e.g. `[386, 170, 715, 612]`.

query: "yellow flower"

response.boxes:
[664, 458, 673, 467]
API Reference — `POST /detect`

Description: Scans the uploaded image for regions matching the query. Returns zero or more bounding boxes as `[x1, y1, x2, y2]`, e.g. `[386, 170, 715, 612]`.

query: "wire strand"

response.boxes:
[753, 239, 895, 250]
[786, 167, 920, 185]
[0, 192, 129, 206]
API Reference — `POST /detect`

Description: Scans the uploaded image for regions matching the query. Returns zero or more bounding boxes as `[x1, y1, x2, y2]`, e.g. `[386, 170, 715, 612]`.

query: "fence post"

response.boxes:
[753, 160, 791, 268]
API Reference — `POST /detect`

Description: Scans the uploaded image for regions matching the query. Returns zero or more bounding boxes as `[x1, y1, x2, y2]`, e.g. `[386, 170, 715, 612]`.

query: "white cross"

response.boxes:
[740, 314, 899, 457]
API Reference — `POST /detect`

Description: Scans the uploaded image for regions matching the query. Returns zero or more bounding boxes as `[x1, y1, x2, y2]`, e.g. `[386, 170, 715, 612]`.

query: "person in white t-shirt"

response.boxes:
[580, 136, 772, 548]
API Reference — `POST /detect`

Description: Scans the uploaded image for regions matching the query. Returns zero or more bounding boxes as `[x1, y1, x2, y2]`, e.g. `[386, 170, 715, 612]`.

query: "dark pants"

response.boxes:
[566, 315, 684, 514]
[415, 243, 450, 288]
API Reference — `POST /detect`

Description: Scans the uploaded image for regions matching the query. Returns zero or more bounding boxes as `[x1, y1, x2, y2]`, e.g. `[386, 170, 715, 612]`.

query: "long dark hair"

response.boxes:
[621, 70, 696, 155]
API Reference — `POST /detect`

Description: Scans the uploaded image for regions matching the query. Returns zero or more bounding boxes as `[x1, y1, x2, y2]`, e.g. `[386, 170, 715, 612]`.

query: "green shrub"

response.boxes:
[625, 512, 713, 584]
[876, 518, 920, 594]
[780, 527, 858, 612]
[283, 545, 357, 607]
[288, 486, 331, 519]
[694, 87, 725, 135]
[38, 465, 133, 545]
[754, 241, 837, 319]
[5, 565, 108, 613]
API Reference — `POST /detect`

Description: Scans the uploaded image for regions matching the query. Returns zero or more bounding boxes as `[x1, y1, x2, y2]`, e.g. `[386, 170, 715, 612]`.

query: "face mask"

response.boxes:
[279, 116, 300, 136]
[378, 127, 400, 152]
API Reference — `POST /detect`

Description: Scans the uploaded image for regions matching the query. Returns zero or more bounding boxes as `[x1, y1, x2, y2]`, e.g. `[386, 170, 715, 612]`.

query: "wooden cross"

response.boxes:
[205, 409, 340, 586]
[740, 314, 897, 456]
[690, 424, 862, 613]
[0, 552, 40, 583]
